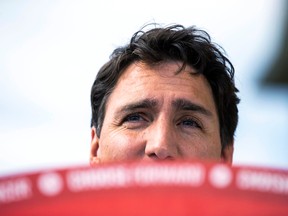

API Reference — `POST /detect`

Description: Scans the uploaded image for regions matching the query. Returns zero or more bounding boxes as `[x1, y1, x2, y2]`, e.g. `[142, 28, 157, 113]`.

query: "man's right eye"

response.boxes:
[121, 113, 149, 129]
[123, 113, 144, 122]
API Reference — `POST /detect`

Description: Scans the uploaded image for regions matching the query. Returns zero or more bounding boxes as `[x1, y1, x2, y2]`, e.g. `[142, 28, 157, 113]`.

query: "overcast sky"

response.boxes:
[0, 0, 287, 175]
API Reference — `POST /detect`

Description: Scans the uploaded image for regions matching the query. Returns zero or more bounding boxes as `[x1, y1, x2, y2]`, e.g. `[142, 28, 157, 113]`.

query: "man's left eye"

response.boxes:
[179, 119, 201, 128]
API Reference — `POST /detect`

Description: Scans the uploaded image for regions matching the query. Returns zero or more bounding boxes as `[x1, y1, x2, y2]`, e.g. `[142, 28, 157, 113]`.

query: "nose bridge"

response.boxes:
[145, 115, 177, 159]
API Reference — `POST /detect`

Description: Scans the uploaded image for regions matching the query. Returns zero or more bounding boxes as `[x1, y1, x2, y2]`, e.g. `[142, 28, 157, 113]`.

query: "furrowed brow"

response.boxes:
[172, 98, 213, 117]
[117, 99, 158, 114]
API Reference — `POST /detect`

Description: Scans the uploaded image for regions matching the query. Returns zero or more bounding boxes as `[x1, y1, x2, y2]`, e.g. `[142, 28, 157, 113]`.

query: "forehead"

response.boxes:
[120, 61, 190, 81]
[105, 61, 217, 115]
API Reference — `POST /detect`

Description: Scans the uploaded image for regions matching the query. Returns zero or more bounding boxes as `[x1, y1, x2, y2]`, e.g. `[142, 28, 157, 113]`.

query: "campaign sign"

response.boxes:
[0, 161, 287, 215]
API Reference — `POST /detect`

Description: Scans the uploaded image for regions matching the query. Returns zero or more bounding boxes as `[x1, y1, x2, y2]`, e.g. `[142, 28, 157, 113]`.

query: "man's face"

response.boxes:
[90, 61, 233, 165]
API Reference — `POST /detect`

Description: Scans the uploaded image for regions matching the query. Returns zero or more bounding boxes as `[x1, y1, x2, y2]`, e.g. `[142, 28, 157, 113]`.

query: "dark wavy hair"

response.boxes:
[91, 24, 240, 149]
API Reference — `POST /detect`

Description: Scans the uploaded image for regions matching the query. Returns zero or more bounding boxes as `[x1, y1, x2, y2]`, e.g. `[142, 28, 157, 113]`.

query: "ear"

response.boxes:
[90, 127, 100, 167]
[221, 143, 234, 165]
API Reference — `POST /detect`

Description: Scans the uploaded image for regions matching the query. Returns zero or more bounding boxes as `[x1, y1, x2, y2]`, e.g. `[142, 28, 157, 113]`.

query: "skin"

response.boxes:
[90, 61, 233, 165]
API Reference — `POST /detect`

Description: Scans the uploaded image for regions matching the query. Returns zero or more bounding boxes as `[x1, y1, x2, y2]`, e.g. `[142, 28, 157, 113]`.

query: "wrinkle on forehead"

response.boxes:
[118, 61, 202, 95]
[132, 60, 196, 77]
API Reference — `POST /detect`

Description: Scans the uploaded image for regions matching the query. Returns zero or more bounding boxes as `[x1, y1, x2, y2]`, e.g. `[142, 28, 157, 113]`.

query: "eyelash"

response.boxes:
[177, 117, 202, 129]
[122, 113, 146, 123]
[122, 113, 202, 129]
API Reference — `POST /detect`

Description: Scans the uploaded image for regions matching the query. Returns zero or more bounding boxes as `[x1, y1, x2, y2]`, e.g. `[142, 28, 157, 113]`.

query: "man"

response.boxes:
[90, 23, 240, 166]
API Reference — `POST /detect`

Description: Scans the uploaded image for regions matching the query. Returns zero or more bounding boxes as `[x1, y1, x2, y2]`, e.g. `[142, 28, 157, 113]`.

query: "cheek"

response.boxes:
[179, 136, 222, 159]
[98, 128, 145, 161]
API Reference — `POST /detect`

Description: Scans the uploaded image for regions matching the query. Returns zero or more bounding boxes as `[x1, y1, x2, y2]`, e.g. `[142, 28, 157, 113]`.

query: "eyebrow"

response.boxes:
[117, 99, 158, 114]
[172, 98, 213, 117]
[116, 98, 213, 117]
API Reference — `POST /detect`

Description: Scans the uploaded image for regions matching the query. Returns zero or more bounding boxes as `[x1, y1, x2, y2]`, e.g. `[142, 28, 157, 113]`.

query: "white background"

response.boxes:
[1, 0, 287, 175]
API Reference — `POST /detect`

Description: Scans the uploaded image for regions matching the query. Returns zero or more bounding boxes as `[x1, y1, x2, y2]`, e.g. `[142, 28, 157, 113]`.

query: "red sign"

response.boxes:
[0, 161, 287, 215]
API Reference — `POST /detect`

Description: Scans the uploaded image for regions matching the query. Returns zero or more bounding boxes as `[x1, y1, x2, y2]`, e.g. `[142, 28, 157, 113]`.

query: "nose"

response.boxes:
[144, 118, 178, 160]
